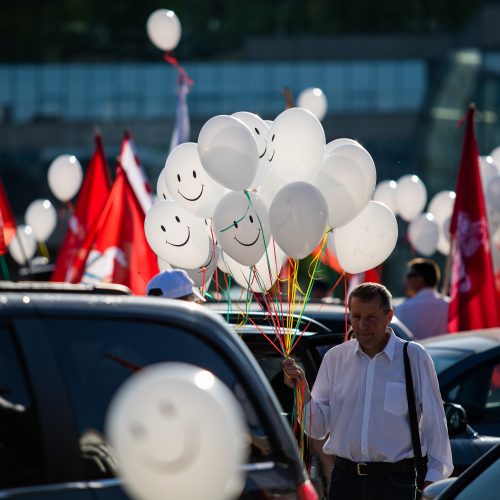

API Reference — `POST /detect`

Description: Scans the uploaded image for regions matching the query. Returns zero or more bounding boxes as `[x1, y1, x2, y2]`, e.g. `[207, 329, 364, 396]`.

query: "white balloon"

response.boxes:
[486, 174, 500, 211]
[165, 142, 226, 218]
[222, 240, 284, 293]
[269, 182, 329, 260]
[198, 115, 259, 191]
[408, 213, 439, 256]
[183, 243, 220, 288]
[24, 199, 57, 242]
[479, 155, 499, 195]
[488, 148, 500, 172]
[372, 180, 398, 215]
[157, 257, 172, 271]
[333, 201, 398, 274]
[106, 363, 248, 500]
[395, 174, 427, 222]
[8, 225, 37, 265]
[156, 169, 173, 202]
[255, 172, 285, 209]
[217, 251, 231, 274]
[232, 112, 270, 188]
[47, 154, 83, 202]
[213, 191, 270, 266]
[146, 9, 182, 52]
[428, 190, 456, 223]
[266, 107, 326, 183]
[315, 144, 376, 229]
[297, 87, 328, 121]
[324, 138, 363, 157]
[144, 201, 209, 269]
[436, 226, 451, 255]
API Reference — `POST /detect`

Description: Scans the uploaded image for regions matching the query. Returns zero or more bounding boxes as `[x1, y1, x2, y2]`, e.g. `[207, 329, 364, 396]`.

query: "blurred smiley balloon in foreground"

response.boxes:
[106, 363, 249, 500]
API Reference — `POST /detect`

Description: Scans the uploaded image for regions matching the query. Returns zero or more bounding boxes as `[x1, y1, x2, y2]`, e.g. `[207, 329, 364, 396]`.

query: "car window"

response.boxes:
[0, 324, 44, 488]
[443, 360, 500, 425]
[242, 339, 306, 417]
[455, 456, 500, 499]
[426, 347, 472, 374]
[43, 317, 276, 480]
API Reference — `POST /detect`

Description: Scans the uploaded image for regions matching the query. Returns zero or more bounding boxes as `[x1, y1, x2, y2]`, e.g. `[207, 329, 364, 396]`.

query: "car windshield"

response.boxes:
[426, 346, 474, 374]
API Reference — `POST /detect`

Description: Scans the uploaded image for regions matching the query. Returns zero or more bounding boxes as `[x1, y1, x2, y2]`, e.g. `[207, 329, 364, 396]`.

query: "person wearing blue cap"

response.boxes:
[146, 268, 205, 303]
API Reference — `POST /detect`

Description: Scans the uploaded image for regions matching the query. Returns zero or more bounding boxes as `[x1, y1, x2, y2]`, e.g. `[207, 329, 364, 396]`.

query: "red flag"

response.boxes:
[72, 166, 159, 294]
[448, 105, 500, 332]
[0, 178, 17, 255]
[51, 134, 112, 281]
[119, 131, 155, 215]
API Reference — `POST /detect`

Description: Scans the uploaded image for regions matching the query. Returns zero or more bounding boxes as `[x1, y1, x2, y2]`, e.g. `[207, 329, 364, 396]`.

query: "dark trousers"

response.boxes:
[329, 459, 417, 500]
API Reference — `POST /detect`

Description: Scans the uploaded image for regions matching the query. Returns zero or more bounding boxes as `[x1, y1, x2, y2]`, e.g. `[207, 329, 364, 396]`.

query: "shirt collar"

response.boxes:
[354, 327, 397, 361]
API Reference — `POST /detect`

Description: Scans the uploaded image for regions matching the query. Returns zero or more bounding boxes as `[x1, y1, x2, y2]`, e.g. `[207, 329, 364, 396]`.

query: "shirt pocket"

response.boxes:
[384, 381, 408, 416]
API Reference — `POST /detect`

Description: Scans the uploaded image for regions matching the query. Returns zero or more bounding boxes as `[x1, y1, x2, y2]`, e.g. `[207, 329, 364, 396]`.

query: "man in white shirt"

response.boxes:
[283, 282, 452, 500]
[394, 258, 450, 340]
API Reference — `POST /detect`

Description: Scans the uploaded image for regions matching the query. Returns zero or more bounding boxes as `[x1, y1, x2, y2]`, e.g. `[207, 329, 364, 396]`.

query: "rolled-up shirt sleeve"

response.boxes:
[412, 344, 454, 482]
[302, 350, 333, 440]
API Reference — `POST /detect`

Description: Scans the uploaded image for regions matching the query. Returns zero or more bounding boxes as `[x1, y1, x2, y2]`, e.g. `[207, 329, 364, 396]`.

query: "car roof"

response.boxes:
[420, 328, 500, 354]
[212, 309, 332, 333]
[0, 280, 131, 295]
[205, 300, 414, 340]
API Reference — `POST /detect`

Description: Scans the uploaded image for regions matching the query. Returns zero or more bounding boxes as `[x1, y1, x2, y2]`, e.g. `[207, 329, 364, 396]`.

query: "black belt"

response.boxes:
[335, 456, 416, 476]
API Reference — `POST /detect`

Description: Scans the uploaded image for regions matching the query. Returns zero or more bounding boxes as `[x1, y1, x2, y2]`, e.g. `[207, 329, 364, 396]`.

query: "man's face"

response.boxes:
[350, 296, 393, 357]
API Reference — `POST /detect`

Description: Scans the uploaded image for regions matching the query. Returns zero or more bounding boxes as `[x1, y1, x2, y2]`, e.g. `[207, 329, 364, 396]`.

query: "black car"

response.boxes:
[206, 301, 414, 342]
[423, 442, 500, 500]
[422, 329, 500, 437]
[0, 288, 318, 499]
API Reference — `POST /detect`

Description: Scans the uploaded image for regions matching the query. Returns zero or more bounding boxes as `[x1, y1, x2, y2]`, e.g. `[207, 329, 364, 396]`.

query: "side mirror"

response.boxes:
[444, 402, 467, 436]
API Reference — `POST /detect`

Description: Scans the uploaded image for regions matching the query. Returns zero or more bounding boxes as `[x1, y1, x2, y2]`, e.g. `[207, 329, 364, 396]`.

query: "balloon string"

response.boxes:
[0, 255, 10, 280]
[39, 242, 50, 259]
[163, 53, 193, 85]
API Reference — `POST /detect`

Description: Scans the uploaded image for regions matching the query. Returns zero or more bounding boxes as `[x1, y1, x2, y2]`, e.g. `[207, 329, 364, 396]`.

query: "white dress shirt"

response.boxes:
[303, 330, 453, 482]
[394, 288, 450, 340]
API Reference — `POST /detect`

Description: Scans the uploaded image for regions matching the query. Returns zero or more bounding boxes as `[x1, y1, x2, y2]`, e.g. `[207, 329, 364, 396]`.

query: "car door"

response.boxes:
[33, 314, 303, 499]
[440, 347, 500, 437]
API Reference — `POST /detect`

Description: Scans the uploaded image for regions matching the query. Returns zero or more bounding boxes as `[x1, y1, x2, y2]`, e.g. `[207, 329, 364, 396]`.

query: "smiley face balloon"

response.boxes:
[232, 112, 270, 189]
[144, 201, 209, 269]
[266, 107, 325, 184]
[106, 363, 249, 500]
[213, 191, 270, 266]
[165, 142, 226, 218]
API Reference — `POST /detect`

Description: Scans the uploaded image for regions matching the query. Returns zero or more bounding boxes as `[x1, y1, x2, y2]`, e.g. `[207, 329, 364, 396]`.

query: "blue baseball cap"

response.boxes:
[146, 269, 205, 302]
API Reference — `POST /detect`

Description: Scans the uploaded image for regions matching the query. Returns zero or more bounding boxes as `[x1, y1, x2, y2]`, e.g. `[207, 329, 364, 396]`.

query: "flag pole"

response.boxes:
[441, 238, 455, 297]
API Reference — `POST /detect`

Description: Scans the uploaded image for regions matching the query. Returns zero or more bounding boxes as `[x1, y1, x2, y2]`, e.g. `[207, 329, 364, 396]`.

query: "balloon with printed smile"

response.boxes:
[213, 191, 270, 266]
[106, 362, 249, 500]
[231, 112, 270, 189]
[165, 142, 226, 218]
[144, 201, 209, 269]
[266, 107, 325, 184]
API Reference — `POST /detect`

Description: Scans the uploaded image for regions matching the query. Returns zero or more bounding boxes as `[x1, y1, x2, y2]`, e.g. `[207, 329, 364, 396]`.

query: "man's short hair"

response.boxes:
[348, 282, 393, 313]
[407, 258, 440, 287]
